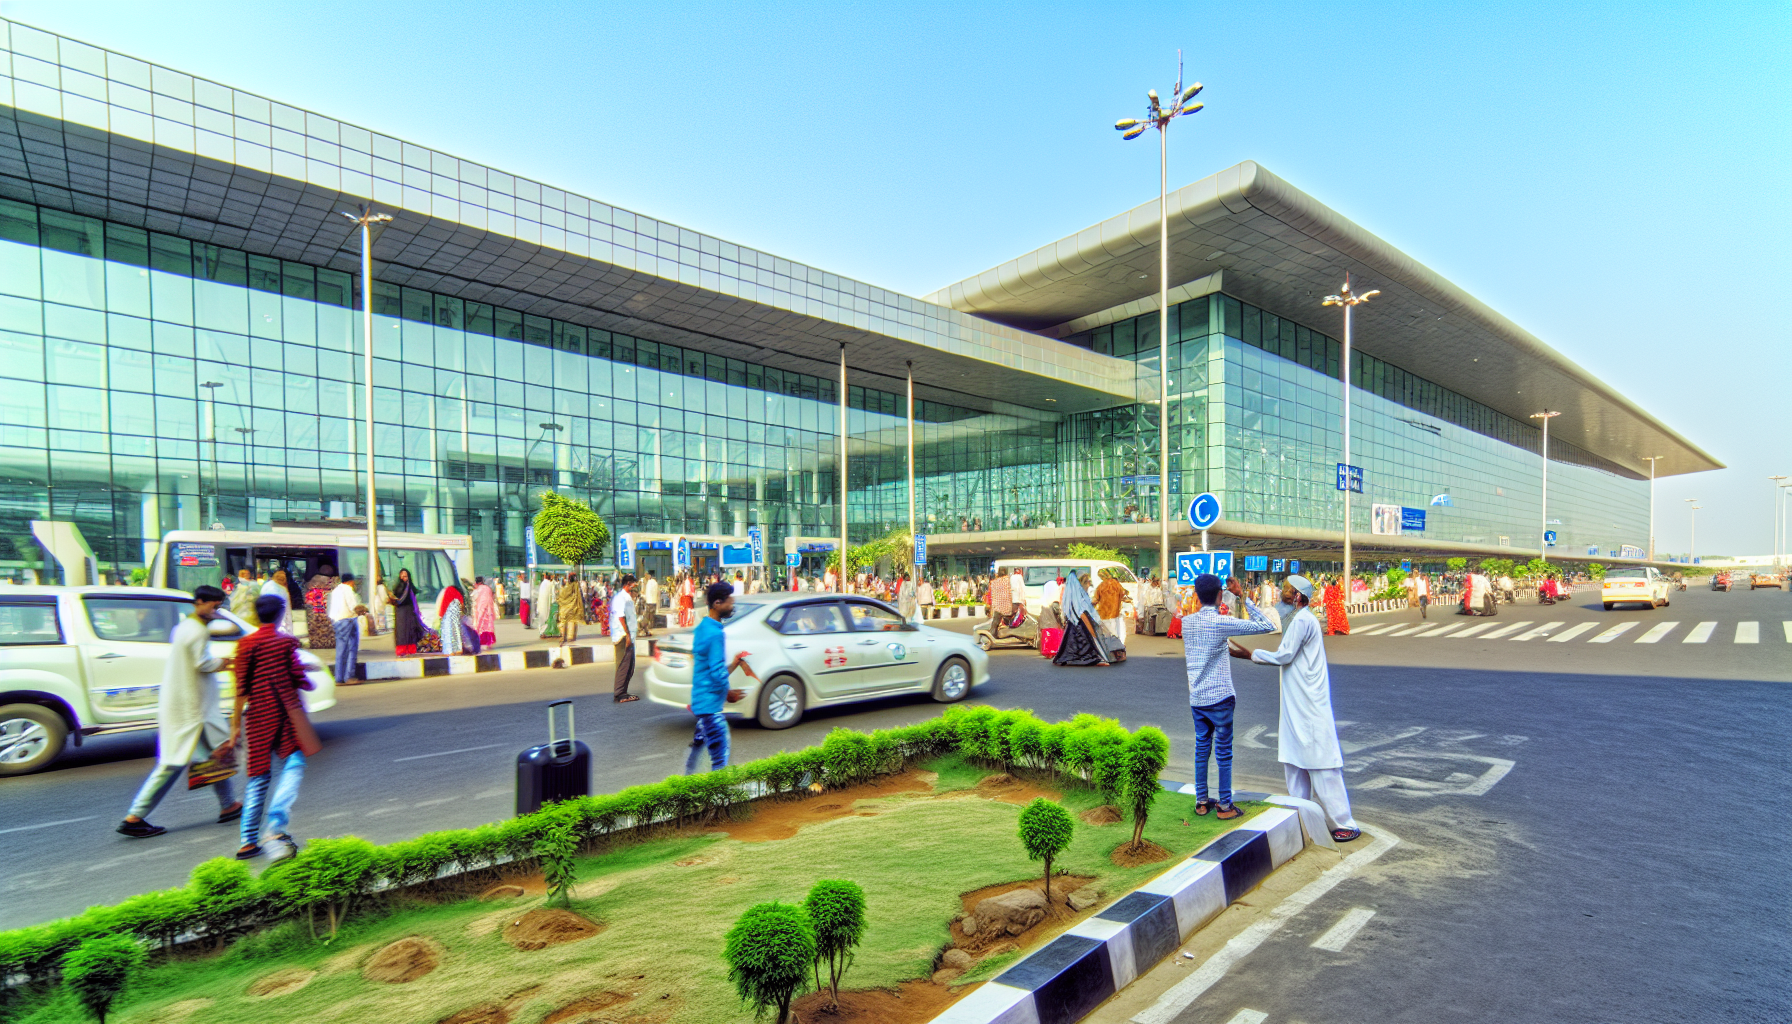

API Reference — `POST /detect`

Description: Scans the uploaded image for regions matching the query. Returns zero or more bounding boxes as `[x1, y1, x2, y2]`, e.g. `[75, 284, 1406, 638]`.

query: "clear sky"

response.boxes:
[5, 0, 1788, 556]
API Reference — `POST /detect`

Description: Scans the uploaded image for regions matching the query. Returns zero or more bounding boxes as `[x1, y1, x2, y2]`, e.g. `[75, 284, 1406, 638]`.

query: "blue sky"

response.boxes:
[5, 0, 1788, 555]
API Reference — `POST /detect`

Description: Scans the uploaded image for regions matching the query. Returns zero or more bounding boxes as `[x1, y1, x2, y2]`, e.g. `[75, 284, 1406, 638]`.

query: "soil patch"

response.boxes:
[948, 875, 1098, 953]
[1079, 804, 1124, 826]
[363, 935, 443, 983]
[543, 990, 636, 1024]
[970, 772, 1061, 805]
[792, 979, 973, 1024]
[438, 1004, 509, 1024]
[503, 908, 605, 950]
[480, 884, 526, 900]
[130, 998, 213, 1024]
[713, 769, 934, 842]
[246, 967, 314, 997]
[1110, 839, 1173, 867]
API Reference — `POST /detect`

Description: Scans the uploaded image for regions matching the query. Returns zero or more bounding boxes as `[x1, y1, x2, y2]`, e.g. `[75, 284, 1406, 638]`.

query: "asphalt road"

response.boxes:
[3, 586, 1788, 1022]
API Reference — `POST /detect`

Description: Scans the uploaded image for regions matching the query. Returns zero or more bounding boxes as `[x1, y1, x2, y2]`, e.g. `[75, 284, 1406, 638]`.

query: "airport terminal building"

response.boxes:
[0, 21, 1718, 583]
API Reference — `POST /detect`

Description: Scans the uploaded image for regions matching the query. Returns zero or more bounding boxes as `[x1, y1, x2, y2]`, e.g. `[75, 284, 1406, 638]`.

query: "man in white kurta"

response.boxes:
[118, 585, 240, 837]
[1235, 574, 1362, 841]
[259, 570, 292, 635]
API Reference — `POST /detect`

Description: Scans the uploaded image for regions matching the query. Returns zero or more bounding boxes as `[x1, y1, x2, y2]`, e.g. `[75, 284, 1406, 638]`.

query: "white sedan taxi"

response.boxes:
[1601, 567, 1672, 610]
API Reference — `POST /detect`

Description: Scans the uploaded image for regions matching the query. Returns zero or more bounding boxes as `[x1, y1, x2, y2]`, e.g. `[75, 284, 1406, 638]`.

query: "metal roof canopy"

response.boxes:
[927, 161, 1719, 479]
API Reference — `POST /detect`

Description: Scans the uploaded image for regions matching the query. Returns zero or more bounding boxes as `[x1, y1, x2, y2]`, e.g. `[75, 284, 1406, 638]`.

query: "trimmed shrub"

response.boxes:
[804, 880, 866, 1009]
[1121, 727, 1171, 850]
[264, 836, 383, 940]
[185, 858, 260, 949]
[535, 822, 578, 907]
[723, 902, 816, 1024]
[1017, 797, 1076, 901]
[820, 728, 878, 788]
[1006, 716, 1045, 770]
[62, 934, 145, 1024]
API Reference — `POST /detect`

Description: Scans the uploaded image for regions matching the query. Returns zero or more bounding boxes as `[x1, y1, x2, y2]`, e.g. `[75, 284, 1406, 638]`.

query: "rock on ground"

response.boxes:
[969, 887, 1048, 936]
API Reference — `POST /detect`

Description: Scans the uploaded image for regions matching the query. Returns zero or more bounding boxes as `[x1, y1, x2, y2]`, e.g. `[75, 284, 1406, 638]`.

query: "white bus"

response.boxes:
[149, 528, 472, 615]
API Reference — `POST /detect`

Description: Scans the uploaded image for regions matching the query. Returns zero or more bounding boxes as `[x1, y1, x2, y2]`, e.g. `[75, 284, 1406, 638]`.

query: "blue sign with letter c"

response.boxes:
[1188, 492, 1222, 531]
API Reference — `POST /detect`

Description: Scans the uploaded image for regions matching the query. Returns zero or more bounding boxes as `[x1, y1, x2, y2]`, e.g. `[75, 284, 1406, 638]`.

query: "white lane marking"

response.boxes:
[1354, 623, 1400, 635]
[1224, 1012, 1268, 1024]
[1450, 622, 1498, 639]
[413, 796, 456, 808]
[474, 787, 509, 800]
[1635, 621, 1680, 643]
[1240, 724, 1271, 749]
[633, 751, 679, 761]
[1414, 623, 1464, 637]
[1131, 824, 1402, 1024]
[1588, 622, 1638, 643]
[1548, 622, 1598, 643]
[1480, 621, 1533, 639]
[0, 815, 97, 836]
[1388, 624, 1431, 636]
[1682, 622, 1717, 643]
[1510, 621, 1565, 641]
[1783, 622, 1792, 643]
[1311, 907, 1378, 952]
[393, 743, 505, 763]
[1736, 621, 1759, 644]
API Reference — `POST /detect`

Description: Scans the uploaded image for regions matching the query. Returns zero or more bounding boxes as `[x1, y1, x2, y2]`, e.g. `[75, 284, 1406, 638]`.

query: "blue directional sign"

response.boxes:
[1401, 507, 1427, 532]
[675, 536, 690, 568]
[785, 552, 800, 567]
[1175, 549, 1236, 584]
[525, 526, 538, 569]
[1244, 555, 1269, 572]
[617, 532, 633, 570]
[1187, 492, 1222, 531]
[1272, 558, 1286, 573]
[1544, 530, 1557, 547]
[1289, 560, 1302, 575]
[1335, 464, 1364, 493]
[914, 533, 927, 566]
[1400, 559, 1412, 573]
[747, 526, 764, 565]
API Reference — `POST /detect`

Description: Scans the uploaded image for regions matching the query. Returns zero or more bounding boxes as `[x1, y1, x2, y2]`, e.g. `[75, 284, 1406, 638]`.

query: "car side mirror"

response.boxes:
[207, 618, 243, 638]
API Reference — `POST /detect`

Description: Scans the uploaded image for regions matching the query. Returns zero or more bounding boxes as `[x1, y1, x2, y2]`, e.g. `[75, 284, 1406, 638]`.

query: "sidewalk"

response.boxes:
[308, 609, 689, 683]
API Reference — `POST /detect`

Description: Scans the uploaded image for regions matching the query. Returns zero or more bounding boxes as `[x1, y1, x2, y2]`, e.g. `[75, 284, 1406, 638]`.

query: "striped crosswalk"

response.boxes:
[1344, 618, 1789, 646]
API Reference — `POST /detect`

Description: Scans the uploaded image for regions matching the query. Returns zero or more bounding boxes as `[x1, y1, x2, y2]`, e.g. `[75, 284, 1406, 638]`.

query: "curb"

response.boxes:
[346, 643, 614, 682]
[929, 804, 1304, 1024]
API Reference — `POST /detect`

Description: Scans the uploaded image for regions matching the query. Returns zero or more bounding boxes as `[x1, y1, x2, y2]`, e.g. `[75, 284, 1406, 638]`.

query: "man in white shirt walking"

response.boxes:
[259, 569, 292, 635]
[609, 574, 640, 704]
[327, 573, 365, 685]
[640, 571, 661, 636]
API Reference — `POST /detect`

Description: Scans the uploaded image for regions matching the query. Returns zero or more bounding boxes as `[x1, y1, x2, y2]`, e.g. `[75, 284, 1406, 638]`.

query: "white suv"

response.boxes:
[0, 587, 336, 776]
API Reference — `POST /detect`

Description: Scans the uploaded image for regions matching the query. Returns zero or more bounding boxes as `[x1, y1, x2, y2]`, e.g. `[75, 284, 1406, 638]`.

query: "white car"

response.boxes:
[0, 587, 337, 776]
[644, 593, 989, 729]
[1601, 568, 1672, 610]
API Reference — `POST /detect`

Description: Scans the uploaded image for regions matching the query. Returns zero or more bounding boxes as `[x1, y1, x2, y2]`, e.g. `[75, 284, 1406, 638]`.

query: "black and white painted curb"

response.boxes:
[350, 643, 613, 682]
[927, 804, 1304, 1024]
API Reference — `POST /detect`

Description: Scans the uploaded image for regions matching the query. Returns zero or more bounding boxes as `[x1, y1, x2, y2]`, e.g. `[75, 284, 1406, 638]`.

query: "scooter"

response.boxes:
[974, 604, 1042, 651]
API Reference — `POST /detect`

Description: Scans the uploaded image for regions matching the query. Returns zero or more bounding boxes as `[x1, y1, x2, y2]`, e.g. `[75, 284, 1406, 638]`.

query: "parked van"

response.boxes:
[149, 528, 470, 620]
[988, 558, 1141, 616]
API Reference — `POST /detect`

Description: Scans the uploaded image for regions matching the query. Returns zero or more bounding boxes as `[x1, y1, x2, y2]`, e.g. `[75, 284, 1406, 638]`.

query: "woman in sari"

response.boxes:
[303, 570, 336, 650]
[438, 582, 466, 655]
[1322, 578, 1351, 635]
[1051, 572, 1124, 666]
[676, 573, 695, 628]
[390, 568, 424, 656]
[471, 577, 498, 647]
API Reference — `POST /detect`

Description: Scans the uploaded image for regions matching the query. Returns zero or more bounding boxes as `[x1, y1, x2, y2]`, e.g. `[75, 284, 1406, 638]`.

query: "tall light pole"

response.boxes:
[1530, 410, 1561, 562]
[1115, 56, 1202, 589]
[1778, 481, 1792, 568]
[838, 343, 849, 593]
[340, 205, 393, 595]
[1323, 276, 1379, 588]
[1770, 475, 1788, 567]
[906, 360, 916, 573]
[199, 380, 223, 527]
[1689, 504, 1701, 563]
[1640, 454, 1664, 561]
[1684, 498, 1699, 563]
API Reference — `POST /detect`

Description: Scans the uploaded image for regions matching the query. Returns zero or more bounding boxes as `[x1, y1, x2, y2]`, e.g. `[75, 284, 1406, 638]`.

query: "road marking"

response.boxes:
[633, 751, 680, 761]
[1635, 621, 1680, 643]
[1415, 623, 1463, 637]
[1481, 621, 1533, 639]
[1682, 622, 1717, 643]
[413, 796, 456, 808]
[1784, 622, 1792, 642]
[1131, 824, 1401, 1024]
[1510, 621, 1565, 641]
[1450, 622, 1498, 639]
[0, 815, 97, 836]
[1388, 624, 1431, 636]
[1736, 621, 1759, 644]
[1548, 622, 1598, 643]
[1354, 623, 1400, 635]
[393, 743, 505, 763]
[1224, 1012, 1268, 1024]
[1587, 622, 1638, 643]
[1311, 907, 1378, 952]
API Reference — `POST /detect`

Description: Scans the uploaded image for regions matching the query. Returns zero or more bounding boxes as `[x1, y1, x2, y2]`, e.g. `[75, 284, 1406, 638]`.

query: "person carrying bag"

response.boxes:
[222, 593, 321, 861]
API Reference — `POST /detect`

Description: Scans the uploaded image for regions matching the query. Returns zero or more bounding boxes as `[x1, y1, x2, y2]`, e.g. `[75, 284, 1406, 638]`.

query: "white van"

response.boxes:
[989, 558, 1141, 616]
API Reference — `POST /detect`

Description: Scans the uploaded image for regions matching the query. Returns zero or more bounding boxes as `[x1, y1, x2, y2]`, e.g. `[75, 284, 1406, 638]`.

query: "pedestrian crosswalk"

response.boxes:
[1345, 618, 1790, 645]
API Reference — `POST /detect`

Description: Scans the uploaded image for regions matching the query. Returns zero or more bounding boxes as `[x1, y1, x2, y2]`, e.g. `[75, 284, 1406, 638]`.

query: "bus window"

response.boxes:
[1098, 566, 1138, 584]
[1022, 566, 1060, 586]
[372, 548, 461, 609]
[164, 541, 230, 595]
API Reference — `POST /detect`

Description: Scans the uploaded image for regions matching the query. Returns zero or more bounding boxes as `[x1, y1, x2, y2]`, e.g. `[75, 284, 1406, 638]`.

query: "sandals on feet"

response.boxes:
[217, 803, 243, 824]
[1193, 799, 1213, 816]
[1216, 804, 1243, 820]
[1332, 828, 1362, 843]
[116, 820, 166, 839]
[235, 843, 263, 860]
[613, 694, 640, 703]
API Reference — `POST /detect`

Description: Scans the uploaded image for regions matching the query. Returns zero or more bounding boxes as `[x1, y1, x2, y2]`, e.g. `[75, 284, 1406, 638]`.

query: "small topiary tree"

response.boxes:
[62, 934, 145, 1024]
[1017, 797, 1076, 902]
[1447, 557, 1467, 572]
[186, 857, 259, 950]
[724, 901, 816, 1024]
[532, 490, 610, 574]
[1121, 728, 1171, 851]
[535, 821, 578, 907]
[804, 880, 866, 1010]
[1586, 562, 1606, 582]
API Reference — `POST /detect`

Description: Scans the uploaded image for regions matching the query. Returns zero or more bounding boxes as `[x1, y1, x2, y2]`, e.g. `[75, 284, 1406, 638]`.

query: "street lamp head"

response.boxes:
[373, 214, 393, 224]
[1182, 82, 1203, 101]
[1322, 295, 1343, 306]
[1359, 288, 1380, 301]
[1122, 126, 1147, 140]
[1179, 102, 1204, 115]
[1115, 118, 1140, 130]
[1148, 88, 1159, 103]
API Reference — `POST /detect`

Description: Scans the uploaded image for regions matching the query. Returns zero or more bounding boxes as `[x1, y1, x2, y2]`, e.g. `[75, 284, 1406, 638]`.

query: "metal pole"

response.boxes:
[839, 343, 849, 594]
[1157, 122, 1171, 589]
[1540, 412, 1550, 562]
[906, 360, 916, 568]
[1771, 475, 1788, 566]
[361, 212, 379, 596]
[1643, 455, 1661, 561]
[1341, 279, 1352, 590]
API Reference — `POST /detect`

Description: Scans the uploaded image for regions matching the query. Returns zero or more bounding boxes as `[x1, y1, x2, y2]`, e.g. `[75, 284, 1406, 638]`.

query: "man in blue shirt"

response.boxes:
[1181, 573, 1276, 818]
[687, 580, 758, 773]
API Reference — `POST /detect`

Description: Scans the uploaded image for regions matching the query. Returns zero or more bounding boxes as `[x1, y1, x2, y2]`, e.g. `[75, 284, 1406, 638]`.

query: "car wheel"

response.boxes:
[975, 632, 992, 651]
[932, 657, 972, 703]
[0, 704, 68, 777]
[1603, 602, 1613, 610]
[756, 676, 804, 730]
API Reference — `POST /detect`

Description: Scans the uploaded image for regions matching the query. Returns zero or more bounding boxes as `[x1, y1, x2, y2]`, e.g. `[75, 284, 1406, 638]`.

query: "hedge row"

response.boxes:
[0, 705, 1150, 987]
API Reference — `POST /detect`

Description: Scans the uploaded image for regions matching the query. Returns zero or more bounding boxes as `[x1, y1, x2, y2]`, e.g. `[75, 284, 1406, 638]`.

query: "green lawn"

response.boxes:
[17, 759, 1257, 1024]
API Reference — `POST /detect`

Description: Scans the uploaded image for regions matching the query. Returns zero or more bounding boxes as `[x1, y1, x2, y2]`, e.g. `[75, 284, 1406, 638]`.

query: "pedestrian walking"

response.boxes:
[1229, 575, 1362, 842]
[1180, 574, 1275, 819]
[389, 568, 424, 656]
[640, 571, 661, 636]
[116, 585, 242, 838]
[537, 573, 561, 639]
[676, 572, 695, 627]
[557, 572, 583, 643]
[304, 569, 336, 650]
[1415, 573, 1430, 619]
[327, 572, 364, 685]
[1321, 577, 1350, 635]
[471, 576, 498, 647]
[685, 579, 757, 773]
[225, 594, 322, 860]
[230, 568, 258, 621]
[1094, 570, 1128, 641]
[259, 569, 292, 635]
[610, 574, 641, 703]
[438, 581, 467, 655]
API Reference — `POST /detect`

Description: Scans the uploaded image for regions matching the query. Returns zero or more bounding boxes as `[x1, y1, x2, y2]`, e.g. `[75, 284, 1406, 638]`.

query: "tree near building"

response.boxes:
[723, 901, 816, 1024]
[532, 491, 610, 572]
[1017, 797, 1076, 902]
[803, 879, 867, 1010]
[1586, 563, 1607, 581]
[1067, 541, 1123, 563]
[62, 934, 145, 1024]
[1121, 727, 1171, 851]
[1447, 557, 1468, 572]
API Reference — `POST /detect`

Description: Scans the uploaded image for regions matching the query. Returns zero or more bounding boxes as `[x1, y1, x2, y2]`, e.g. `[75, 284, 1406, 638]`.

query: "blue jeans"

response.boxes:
[242, 750, 306, 845]
[1191, 696, 1236, 805]
[127, 758, 235, 819]
[683, 713, 730, 774]
[333, 618, 359, 684]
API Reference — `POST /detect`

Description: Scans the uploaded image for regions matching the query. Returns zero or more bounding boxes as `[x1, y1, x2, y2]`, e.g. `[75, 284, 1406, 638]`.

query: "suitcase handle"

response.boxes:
[547, 699, 574, 758]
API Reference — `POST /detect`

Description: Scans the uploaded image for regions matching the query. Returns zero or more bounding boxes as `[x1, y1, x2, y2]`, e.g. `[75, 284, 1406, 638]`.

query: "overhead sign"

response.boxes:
[1401, 507, 1427, 532]
[1336, 463, 1364, 493]
[1243, 555, 1268, 572]
[1588, 545, 1600, 556]
[674, 536, 690, 568]
[1401, 559, 1412, 573]
[1619, 545, 1644, 560]
[1272, 558, 1286, 573]
[1289, 560, 1302, 575]
[1371, 504, 1403, 536]
[719, 542, 755, 568]
[1544, 530, 1558, 547]
[1187, 492, 1222, 531]
[1175, 549, 1235, 585]
[747, 527, 764, 566]
[914, 533, 927, 565]
[785, 552, 801, 567]
[617, 532, 634, 570]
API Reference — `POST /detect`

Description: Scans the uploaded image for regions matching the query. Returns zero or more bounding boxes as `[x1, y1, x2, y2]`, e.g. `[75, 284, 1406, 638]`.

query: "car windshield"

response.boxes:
[1606, 569, 1648, 580]
[84, 596, 192, 642]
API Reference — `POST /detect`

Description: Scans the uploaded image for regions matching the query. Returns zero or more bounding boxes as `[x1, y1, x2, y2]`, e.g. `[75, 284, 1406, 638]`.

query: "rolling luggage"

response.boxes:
[1039, 627, 1064, 658]
[516, 699, 590, 815]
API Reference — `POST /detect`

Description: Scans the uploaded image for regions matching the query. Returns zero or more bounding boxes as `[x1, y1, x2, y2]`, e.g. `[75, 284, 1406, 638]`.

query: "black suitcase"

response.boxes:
[516, 700, 590, 815]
